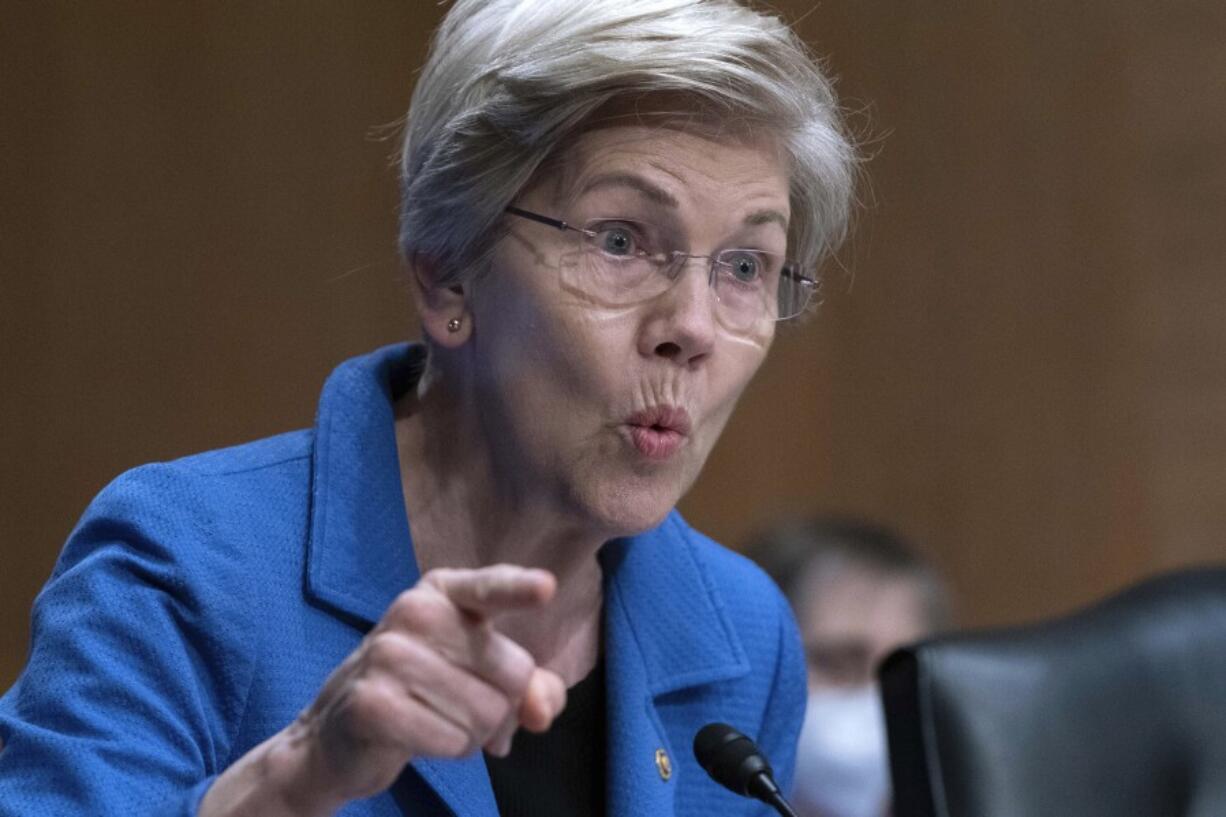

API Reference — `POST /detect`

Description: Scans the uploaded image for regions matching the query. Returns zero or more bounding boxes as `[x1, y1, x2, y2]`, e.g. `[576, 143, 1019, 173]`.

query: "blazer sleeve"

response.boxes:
[0, 465, 258, 817]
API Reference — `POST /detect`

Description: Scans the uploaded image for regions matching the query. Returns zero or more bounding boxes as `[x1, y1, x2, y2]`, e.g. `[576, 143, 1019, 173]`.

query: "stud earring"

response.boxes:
[446, 317, 462, 333]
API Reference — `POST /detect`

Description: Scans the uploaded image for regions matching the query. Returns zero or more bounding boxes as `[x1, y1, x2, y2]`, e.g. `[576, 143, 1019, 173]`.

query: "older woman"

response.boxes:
[0, 1, 855, 815]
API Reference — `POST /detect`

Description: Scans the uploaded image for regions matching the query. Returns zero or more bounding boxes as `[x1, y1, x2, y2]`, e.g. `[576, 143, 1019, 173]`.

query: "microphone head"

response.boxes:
[693, 722, 775, 797]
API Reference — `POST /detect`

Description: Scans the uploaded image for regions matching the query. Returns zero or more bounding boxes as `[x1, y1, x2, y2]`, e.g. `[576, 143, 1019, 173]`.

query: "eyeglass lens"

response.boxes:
[560, 218, 812, 330]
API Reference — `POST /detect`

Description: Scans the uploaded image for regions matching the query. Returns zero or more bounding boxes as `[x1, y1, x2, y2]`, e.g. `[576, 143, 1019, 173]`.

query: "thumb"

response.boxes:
[518, 667, 568, 733]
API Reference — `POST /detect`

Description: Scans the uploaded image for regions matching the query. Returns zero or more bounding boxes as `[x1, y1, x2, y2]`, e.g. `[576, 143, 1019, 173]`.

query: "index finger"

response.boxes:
[425, 564, 556, 619]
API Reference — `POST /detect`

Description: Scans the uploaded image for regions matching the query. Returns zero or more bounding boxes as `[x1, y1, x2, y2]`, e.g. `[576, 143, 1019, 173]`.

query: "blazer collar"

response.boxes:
[304, 342, 425, 628]
[302, 345, 506, 816]
[601, 523, 750, 694]
[600, 524, 751, 817]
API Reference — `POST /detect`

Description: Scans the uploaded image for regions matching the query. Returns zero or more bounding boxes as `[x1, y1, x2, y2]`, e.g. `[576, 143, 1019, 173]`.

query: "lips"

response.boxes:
[623, 406, 692, 460]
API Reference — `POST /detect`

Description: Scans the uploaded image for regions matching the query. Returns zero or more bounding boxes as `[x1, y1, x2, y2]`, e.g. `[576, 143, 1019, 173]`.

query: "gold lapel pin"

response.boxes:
[655, 748, 673, 781]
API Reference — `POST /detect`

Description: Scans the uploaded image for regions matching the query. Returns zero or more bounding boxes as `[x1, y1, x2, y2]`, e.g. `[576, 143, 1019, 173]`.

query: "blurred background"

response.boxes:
[3, 1, 1225, 690]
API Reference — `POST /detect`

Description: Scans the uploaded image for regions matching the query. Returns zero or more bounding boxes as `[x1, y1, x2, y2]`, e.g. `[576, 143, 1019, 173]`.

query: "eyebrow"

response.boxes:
[578, 172, 678, 208]
[576, 171, 789, 231]
[744, 209, 789, 231]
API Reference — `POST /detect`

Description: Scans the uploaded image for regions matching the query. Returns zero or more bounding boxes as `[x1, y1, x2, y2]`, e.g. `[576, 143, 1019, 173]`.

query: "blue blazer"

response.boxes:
[0, 345, 805, 816]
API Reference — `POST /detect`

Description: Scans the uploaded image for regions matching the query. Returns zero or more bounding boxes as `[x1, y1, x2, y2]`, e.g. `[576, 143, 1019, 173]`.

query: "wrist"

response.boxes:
[199, 724, 344, 817]
[261, 721, 348, 817]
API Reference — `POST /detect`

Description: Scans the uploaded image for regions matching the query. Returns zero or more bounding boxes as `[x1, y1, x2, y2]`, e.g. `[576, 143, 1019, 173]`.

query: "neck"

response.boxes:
[393, 360, 606, 684]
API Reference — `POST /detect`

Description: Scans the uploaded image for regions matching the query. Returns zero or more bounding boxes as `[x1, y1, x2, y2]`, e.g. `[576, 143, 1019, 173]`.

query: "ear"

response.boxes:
[410, 256, 471, 348]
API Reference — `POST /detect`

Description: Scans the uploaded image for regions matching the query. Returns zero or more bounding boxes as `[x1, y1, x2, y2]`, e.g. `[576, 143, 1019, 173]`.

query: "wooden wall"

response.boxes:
[3, 2, 1224, 689]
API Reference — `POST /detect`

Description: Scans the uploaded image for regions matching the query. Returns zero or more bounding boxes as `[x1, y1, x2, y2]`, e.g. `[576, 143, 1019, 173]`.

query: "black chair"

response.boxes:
[879, 566, 1226, 817]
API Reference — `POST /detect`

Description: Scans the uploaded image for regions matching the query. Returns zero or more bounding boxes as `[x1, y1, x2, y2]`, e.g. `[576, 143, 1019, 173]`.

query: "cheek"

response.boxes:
[545, 297, 641, 367]
[708, 331, 771, 411]
[486, 298, 637, 427]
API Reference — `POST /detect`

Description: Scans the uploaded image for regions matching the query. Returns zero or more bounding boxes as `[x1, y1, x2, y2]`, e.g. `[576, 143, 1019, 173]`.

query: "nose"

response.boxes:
[637, 255, 718, 366]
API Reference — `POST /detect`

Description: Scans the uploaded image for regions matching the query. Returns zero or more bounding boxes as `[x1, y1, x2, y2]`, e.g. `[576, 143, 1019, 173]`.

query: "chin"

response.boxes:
[577, 470, 693, 539]
[604, 503, 674, 539]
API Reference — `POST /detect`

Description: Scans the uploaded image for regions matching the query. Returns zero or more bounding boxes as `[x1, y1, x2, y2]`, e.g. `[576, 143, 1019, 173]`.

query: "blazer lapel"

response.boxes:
[601, 519, 750, 817]
[304, 343, 425, 628]
[302, 344, 500, 817]
[407, 757, 500, 817]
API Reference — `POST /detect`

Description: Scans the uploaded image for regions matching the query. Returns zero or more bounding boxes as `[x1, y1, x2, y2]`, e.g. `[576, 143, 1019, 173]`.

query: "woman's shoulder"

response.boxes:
[44, 426, 323, 704]
[3, 429, 324, 809]
[82, 429, 312, 520]
[58, 428, 316, 598]
[126, 427, 313, 480]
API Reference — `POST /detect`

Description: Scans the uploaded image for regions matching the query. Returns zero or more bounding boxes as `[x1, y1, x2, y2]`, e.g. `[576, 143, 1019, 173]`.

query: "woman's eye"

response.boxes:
[725, 252, 763, 283]
[598, 227, 637, 256]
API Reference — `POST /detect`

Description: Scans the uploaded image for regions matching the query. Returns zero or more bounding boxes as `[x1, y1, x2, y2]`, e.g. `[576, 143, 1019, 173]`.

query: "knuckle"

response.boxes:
[496, 644, 536, 695]
[473, 693, 513, 736]
[446, 726, 473, 755]
[389, 588, 442, 632]
[364, 631, 408, 668]
[437, 724, 477, 758]
[420, 568, 456, 592]
[346, 678, 396, 728]
[471, 576, 493, 605]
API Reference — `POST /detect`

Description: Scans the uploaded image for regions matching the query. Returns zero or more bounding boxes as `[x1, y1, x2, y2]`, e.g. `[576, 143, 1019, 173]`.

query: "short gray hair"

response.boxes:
[399, 0, 857, 289]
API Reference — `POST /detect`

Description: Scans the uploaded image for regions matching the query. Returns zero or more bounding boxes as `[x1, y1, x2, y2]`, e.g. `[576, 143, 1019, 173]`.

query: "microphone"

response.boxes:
[693, 722, 799, 817]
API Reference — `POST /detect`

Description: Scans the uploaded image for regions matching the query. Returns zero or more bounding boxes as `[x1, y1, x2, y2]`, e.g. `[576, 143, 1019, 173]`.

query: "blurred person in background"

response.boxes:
[746, 518, 952, 817]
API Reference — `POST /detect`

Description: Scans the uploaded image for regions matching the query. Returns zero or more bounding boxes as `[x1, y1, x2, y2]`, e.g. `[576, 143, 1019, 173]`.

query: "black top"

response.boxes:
[485, 659, 606, 817]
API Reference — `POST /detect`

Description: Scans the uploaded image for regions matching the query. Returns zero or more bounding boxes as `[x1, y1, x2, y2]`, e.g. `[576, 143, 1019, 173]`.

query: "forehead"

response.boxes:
[535, 124, 791, 220]
[798, 565, 932, 650]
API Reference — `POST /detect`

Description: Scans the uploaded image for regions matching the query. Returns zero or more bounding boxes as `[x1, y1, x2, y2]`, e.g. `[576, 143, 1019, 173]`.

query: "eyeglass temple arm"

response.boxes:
[505, 206, 573, 232]
[782, 267, 819, 288]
